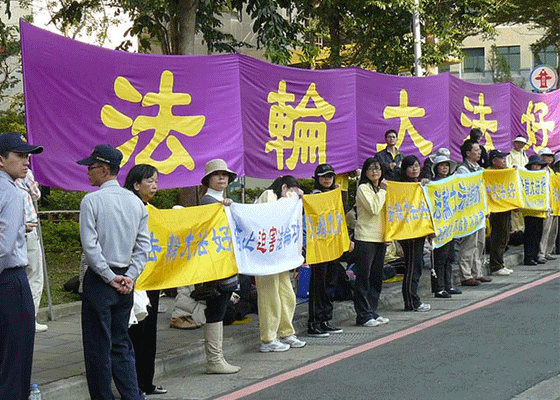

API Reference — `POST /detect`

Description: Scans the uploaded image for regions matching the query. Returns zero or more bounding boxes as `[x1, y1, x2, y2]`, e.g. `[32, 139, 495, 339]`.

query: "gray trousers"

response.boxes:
[539, 215, 558, 258]
[458, 227, 485, 281]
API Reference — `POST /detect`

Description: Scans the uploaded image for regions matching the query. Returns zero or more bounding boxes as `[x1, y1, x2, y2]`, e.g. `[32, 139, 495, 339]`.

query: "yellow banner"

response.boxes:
[519, 169, 549, 218]
[424, 171, 487, 247]
[303, 188, 350, 264]
[482, 169, 524, 213]
[135, 203, 238, 290]
[384, 181, 434, 241]
[550, 172, 560, 216]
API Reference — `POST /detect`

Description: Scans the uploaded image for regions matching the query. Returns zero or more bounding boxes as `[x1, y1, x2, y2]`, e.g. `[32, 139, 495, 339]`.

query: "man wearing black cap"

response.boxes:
[0, 132, 43, 400]
[77, 144, 150, 400]
[487, 150, 514, 277]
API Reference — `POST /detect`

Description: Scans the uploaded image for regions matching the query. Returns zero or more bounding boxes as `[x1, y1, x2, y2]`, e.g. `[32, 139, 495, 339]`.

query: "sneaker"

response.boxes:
[435, 290, 451, 298]
[260, 339, 290, 353]
[545, 255, 556, 260]
[307, 325, 329, 337]
[504, 268, 514, 274]
[492, 268, 511, 276]
[320, 321, 343, 333]
[280, 335, 306, 348]
[361, 318, 381, 327]
[35, 322, 48, 333]
[375, 316, 390, 324]
[447, 287, 462, 295]
[415, 303, 431, 312]
[537, 258, 547, 264]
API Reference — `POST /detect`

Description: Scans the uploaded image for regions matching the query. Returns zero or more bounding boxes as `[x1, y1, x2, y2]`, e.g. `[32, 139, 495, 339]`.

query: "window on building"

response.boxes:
[439, 64, 450, 73]
[496, 46, 520, 73]
[534, 45, 558, 68]
[463, 48, 485, 73]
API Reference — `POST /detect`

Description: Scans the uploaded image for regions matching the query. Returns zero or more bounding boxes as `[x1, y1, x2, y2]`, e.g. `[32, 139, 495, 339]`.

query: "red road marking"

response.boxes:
[217, 272, 560, 400]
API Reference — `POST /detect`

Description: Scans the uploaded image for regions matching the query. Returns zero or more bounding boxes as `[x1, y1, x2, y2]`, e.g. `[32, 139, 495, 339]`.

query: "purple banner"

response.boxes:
[21, 22, 560, 190]
[357, 70, 450, 161]
[240, 56, 357, 179]
[22, 22, 243, 191]
[449, 76, 513, 161]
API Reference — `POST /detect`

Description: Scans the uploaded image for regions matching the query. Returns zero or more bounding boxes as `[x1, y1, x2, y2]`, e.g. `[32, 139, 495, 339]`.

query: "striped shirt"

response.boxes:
[15, 169, 41, 224]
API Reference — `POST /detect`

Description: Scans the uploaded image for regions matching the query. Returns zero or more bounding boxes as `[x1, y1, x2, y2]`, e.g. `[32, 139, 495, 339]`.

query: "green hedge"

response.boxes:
[40, 220, 81, 253]
[149, 189, 180, 209]
[40, 190, 85, 211]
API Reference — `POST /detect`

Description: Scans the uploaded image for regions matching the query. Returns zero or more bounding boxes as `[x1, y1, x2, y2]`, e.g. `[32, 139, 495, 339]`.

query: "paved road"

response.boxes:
[241, 279, 560, 400]
[154, 273, 559, 400]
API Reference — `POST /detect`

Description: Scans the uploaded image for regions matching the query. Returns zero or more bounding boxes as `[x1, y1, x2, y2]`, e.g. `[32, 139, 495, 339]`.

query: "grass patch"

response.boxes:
[40, 250, 82, 307]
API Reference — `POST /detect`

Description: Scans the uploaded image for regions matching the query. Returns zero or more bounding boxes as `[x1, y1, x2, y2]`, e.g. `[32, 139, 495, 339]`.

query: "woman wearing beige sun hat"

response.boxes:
[196, 158, 241, 374]
[506, 135, 529, 235]
[506, 135, 529, 169]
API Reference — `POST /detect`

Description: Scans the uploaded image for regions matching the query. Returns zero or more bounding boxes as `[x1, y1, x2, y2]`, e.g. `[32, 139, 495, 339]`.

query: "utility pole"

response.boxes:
[412, 0, 422, 77]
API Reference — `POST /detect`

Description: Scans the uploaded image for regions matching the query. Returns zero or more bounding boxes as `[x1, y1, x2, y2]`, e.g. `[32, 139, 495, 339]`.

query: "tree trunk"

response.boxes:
[328, 9, 341, 68]
[171, 0, 200, 205]
[175, 0, 198, 55]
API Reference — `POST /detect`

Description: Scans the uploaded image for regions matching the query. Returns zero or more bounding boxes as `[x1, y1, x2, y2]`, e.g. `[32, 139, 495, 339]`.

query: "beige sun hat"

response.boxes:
[201, 158, 237, 186]
[432, 154, 457, 177]
[428, 147, 451, 162]
[538, 147, 554, 156]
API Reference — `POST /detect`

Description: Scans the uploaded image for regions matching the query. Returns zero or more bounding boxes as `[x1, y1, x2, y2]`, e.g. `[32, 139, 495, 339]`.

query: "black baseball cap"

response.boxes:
[0, 132, 43, 154]
[488, 149, 508, 161]
[314, 163, 335, 177]
[77, 144, 123, 166]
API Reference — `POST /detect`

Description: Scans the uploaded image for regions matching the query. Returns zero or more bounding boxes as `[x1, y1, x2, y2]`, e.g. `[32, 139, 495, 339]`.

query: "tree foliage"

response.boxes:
[488, 0, 559, 54]
[487, 44, 512, 83]
[294, 0, 502, 74]
[45, 0, 305, 63]
[0, 9, 29, 105]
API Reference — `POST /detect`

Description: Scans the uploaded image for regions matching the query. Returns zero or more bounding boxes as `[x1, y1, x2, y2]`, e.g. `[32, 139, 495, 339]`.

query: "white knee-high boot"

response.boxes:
[204, 321, 240, 374]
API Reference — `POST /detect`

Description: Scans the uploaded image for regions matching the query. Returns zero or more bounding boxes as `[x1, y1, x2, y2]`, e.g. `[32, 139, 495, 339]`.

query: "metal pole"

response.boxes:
[242, 176, 246, 204]
[34, 200, 55, 321]
[413, 0, 422, 77]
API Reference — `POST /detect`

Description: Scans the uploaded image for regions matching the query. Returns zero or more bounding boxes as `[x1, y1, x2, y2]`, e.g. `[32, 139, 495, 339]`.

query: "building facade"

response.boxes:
[446, 24, 558, 91]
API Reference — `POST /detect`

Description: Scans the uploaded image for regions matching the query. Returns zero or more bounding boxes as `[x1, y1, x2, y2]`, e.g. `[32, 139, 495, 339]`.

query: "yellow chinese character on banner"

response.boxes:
[521, 101, 555, 152]
[101, 70, 206, 174]
[381, 89, 433, 156]
[265, 81, 335, 170]
[460, 92, 497, 149]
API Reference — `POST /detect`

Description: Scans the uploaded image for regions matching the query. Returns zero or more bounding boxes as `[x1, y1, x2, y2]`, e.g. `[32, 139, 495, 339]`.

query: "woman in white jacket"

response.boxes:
[353, 157, 389, 327]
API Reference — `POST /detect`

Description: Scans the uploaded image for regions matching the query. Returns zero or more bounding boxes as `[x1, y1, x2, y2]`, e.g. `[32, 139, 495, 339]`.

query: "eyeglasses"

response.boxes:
[87, 165, 103, 172]
[367, 167, 382, 172]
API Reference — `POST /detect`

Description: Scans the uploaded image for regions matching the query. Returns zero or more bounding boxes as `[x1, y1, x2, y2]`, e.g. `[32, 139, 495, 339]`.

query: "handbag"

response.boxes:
[190, 274, 239, 301]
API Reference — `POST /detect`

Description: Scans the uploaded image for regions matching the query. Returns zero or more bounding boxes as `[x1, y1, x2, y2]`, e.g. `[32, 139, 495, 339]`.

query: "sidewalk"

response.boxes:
[32, 247, 555, 399]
